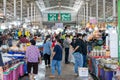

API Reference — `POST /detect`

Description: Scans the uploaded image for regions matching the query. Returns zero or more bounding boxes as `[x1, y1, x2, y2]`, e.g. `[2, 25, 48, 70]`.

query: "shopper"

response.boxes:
[70, 36, 77, 63]
[70, 36, 77, 50]
[0, 53, 4, 80]
[63, 35, 71, 64]
[1, 34, 7, 45]
[18, 30, 22, 37]
[43, 35, 52, 67]
[82, 34, 87, 67]
[26, 39, 41, 80]
[49, 38, 63, 78]
[0, 35, 3, 47]
[7, 34, 13, 47]
[52, 37, 56, 48]
[19, 35, 29, 43]
[73, 33, 84, 76]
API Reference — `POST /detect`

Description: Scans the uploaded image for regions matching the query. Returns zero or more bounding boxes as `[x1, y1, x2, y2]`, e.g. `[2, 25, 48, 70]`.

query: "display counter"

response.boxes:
[1, 46, 27, 80]
[88, 55, 119, 80]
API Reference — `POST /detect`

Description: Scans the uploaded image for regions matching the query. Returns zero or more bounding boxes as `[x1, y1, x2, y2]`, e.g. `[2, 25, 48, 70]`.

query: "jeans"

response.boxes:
[88, 45, 92, 53]
[51, 60, 62, 75]
[65, 48, 69, 63]
[83, 54, 87, 67]
[73, 52, 83, 74]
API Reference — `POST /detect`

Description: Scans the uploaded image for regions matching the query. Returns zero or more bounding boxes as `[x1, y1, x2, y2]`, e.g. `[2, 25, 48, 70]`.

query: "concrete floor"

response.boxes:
[20, 62, 93, 80]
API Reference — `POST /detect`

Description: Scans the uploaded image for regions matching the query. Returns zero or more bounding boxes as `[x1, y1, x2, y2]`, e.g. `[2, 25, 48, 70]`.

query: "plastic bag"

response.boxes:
[69, 47, 75, 63]
[34, 61, 45, 80]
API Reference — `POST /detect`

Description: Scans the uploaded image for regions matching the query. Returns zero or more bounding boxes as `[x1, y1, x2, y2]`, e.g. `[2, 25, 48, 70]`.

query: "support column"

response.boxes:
[86, 2, 88, 23]
[96, 0, 98, 22]
[31, 3, 33, 21]
[14, 0, 16, 20]
[103, 0, 106, 21]
[34, 5, 36, 22]
[83, 5, 85, 22]
[113, 0, 116, 18]
[90, 6, 92, 17]
[118, 0, 120, 63]
[27, 7, 29, 19]
[3, 0, 6, 16]
[21, 0, 23, 21]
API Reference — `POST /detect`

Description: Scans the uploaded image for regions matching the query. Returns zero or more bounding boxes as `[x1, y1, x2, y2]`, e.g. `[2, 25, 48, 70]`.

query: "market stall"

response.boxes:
[0, 43, 28, 80]
[87, 20, 120, 80]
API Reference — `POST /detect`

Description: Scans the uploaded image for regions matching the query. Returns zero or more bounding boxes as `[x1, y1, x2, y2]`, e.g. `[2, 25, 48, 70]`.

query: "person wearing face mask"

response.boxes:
[49, 37, 63, 78]
[43, 35, 52, 68]
[69, 36, 77, 63]
[73, 33, 84, 76]
[63, 35, 71, 64]
[82, 34, 87, 67]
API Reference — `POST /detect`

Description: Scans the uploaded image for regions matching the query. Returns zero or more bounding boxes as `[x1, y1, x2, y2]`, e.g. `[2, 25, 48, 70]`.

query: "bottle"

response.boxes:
[106, 50, 110, 56]
[103, 49, 106, 56]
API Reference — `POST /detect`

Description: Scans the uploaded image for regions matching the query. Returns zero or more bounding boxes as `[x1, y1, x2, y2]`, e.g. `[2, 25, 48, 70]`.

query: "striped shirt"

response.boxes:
[26, 45, 40, 62]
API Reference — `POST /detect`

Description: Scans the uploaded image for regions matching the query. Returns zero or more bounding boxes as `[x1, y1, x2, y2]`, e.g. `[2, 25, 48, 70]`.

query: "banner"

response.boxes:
[55, 23, 63, 29]
[89, 17, 97, 24]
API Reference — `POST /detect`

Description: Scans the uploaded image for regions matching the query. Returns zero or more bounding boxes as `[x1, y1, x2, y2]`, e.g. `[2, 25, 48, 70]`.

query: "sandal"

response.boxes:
[49, 75, 55, 79]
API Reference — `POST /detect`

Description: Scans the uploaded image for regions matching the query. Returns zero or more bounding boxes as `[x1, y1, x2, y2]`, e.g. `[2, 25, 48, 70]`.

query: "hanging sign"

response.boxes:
[48, 13, 58, 21]
[60, 13, 71, 21]
[89, 17, 97, 24]
[55, 23, 63, 29]
[48, 13, 71, 22]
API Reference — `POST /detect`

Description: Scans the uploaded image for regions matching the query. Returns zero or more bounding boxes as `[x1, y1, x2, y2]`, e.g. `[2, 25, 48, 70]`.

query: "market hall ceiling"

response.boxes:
[0, 0, 117, 21]
[36, 0, 84, 11]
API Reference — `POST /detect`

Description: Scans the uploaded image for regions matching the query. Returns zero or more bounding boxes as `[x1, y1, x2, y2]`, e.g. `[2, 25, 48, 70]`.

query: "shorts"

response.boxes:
[27, 62, 38, 74]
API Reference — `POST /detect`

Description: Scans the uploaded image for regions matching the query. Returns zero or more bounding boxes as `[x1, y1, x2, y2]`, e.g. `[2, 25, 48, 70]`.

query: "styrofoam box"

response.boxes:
[78, 67, 88, 77]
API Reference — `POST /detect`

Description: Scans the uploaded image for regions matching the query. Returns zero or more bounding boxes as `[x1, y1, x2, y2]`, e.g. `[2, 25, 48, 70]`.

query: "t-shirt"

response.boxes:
[43, 41, 52, 55]
[63, 39, 70, 48]
[26, 45, 41, 62]
[82, 41, 87, 55]
[74, 39, 84, 53]
[52, 41, 56, 48]
[18, 31, 22, 37]
[53, 45, 62, 61]
[71, 39, 77, 49]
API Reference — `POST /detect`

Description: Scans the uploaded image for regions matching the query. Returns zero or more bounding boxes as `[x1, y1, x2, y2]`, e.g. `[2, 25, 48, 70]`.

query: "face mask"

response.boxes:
[48, 38, 50, 41]
[84, 36, 87, 41]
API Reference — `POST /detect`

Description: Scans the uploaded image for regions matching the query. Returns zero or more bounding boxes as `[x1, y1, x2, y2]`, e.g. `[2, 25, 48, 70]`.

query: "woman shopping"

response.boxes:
[43, 35, 52, 68]
[49, 37, 63, 78]
[26, 39, 41, 80]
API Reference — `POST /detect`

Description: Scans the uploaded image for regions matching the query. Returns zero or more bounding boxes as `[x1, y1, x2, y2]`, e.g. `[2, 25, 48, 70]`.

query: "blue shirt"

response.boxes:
[53, 45, 62, 61]
[43, 41, 52, 55]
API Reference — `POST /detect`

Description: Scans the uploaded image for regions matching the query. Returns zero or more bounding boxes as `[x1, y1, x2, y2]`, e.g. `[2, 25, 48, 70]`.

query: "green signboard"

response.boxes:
[61, 13, 71, 21]
[48, 13, 71, 22]
[48, 13, 58, 21]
